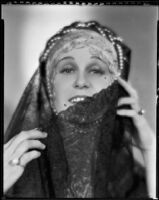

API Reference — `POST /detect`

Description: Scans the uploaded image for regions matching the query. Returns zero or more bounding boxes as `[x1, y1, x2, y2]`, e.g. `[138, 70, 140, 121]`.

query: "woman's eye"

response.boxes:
[60, 66, 75, 74]
[89, 69, 105, 75]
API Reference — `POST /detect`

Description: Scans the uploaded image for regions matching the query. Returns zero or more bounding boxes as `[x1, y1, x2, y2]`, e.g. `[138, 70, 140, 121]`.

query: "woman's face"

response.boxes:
[51, 47, 117, 113]
[47, 30, 119, 113]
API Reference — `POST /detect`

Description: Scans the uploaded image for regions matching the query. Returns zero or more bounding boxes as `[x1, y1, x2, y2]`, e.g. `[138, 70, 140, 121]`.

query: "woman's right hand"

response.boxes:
[3, 129, 47, 194]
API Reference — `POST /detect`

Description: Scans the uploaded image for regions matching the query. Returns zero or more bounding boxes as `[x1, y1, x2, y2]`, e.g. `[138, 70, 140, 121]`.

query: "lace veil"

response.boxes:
[4, 21, 147, 198]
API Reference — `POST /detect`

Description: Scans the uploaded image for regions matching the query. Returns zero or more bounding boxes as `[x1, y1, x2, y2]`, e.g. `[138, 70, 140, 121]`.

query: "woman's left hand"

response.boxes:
[116, 76, 155, 151]
[116, 76, 156, 198]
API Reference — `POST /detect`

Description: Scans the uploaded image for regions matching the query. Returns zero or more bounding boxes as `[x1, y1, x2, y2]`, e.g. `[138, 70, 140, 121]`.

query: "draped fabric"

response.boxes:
[4, 25, 148, 198]
[4, 70, 148, 198]
[56, 82, 118, 198]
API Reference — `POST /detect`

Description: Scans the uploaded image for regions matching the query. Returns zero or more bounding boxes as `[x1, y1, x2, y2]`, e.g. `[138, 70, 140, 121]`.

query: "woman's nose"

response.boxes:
[73, 72, 90, 89]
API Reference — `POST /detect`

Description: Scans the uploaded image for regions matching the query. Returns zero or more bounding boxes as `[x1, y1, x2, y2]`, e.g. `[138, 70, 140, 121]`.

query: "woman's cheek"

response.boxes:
[54, 76, 74, 101]
[89, 75, 109, 91]
[55, 73, 76, 83]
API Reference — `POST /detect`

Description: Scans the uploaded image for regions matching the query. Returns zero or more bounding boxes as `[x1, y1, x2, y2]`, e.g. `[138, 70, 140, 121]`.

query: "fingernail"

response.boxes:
[42, 144, 46, 149]
[37, 152, 41, 156]
[43, 132, 48, 137]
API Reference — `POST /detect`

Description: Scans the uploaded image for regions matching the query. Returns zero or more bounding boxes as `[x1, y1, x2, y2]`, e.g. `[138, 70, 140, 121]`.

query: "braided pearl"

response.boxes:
[96, 27, 106, 37]
[87, 22, 96, 26]
[41, 27, 80, 62]
[104, 28, 111, 33]
[116, 44, 123, 70]
[114, 36, 123, 42]
[63, 28, 77, 34]
[42, 39, 60, 61]
[85, 23, 124, 75]
[108, 34, 114, 43]
[64, 29, 71, 34]
[70, 28, 77, 32]
[76, 23, 86, 27]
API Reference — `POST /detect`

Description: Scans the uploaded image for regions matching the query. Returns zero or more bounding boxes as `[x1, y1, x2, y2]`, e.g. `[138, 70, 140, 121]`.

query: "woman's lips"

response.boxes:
[68, 95, 88, 103]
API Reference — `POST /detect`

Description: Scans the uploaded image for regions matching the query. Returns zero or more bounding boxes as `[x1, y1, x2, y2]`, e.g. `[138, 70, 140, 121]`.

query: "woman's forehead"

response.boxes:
[54, 47, 114, 67]
[48, 29, 117, 64]
[54, 47, 103, 64]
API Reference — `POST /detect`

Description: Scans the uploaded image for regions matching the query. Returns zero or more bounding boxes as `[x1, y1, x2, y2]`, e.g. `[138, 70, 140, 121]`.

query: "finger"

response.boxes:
[4, 135, 18, 149]
[118, 97, 136, 106]
[12, 139, 46, 159]
[7, 129, 47, 154]
[20, 150, 41, 166]
[117, 109, 137, 117]
[4, 128, 41, 148]
[117, 76, 138, 99]
[117, 97, 140, 111]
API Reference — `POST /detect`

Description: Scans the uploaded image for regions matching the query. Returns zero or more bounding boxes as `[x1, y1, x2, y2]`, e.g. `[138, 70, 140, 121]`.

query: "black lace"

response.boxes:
[55, 82, 118, 197]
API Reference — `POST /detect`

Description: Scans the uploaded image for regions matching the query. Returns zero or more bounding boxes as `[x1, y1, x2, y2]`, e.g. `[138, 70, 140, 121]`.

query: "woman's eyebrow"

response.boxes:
[55, 56, 75, 67]
[57, 56, 74, 62]
[90, 56, 105, 64]
[59, 56, 75, 62]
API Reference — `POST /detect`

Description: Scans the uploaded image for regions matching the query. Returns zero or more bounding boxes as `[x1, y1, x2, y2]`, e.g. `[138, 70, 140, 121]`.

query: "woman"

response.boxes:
[4, 21, 156, 198]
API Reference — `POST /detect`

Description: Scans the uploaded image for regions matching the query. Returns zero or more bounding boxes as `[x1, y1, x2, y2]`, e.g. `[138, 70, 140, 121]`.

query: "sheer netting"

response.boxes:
[4, 21, 148, 198]
[4, 75, 148, 198]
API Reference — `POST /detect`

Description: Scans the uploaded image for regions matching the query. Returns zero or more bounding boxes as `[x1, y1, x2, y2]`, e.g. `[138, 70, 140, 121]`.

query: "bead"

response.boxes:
[114, 36, 123, 42]
[77, 23, 85, 27]
[109, 35, 114, 42]
[88, 22, 94, 26]
[104, 28, 110, 33]
[116, 44, 124, 70]
[70, 28, 76, 32]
